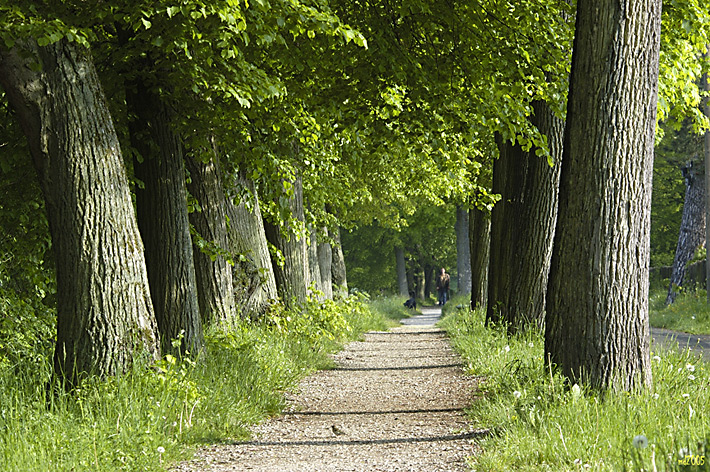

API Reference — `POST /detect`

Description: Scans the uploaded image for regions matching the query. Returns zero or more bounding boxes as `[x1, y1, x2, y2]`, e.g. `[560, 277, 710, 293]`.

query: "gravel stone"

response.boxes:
[173, 306, 482, 471]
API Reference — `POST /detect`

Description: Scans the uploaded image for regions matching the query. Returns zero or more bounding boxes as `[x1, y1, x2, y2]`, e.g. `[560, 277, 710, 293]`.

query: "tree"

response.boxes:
[455, 205, 471, 295]
[545, 0, 661, 390]
[0, 39, 160, 384]
[395, 246, 409, 296]
[469, 206, 490, 309]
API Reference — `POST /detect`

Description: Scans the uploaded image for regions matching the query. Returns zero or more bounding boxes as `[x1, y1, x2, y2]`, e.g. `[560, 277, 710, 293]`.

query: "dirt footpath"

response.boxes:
[174, 306, 481, 471]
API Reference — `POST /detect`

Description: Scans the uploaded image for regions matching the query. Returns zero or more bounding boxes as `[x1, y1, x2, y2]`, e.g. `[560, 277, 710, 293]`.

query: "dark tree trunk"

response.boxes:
[395, 246, 409, 296]
[666, 162, 706, 304]
[470, 206, 491, 309]
[263, 176, 309, 307]
[317, 228, 333, 300]
[186, 151, 236, 324]
[0, 39, 160, 383]
[331, 226, 349, 298]
[424, 264, 435, 299]
[505, 101, 564, 331]
[545, 0, 660, 390]
[415, 269, 426, 300]
[127, 83, 203, 356]
[225, 174, 278, 317]
[455, 205, 472, 295]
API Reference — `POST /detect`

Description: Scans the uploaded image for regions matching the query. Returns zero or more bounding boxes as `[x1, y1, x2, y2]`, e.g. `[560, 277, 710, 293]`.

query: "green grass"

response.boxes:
[440, 306, 710, 472]
[650, 288, 710, 335]
[0, 294, 395, 471]
[366, 295, 415, 326]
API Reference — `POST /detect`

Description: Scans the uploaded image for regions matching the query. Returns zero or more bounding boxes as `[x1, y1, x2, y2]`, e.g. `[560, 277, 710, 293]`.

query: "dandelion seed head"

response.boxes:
[686, 363, 695, 372]
[513, 390, 522, 399]
[157, 446, 165, 454]
[632, 435, 648, 449]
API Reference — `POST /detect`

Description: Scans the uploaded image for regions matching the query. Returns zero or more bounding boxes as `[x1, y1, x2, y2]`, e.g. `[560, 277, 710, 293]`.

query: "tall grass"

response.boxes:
[440, 306, 710, 471]
[0, 294, 392, 471]
[650, 288, 710, 335]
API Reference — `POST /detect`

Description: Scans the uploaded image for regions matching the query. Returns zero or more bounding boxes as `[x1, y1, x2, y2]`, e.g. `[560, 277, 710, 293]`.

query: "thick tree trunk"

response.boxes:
[127, 84, 203, 356]
[545, 0, 660, 390]
[186, 152, 236, 324]
[263, 176, 309, 307]
[395, 246, 409, 296]
[470, 206, 491, 309]
[455, 205, 472, 295]
[225, 174, 278, 317]
[666, 163, 706, 304]
[505, 101, 564, 331]
[317, 228, 333, 300]
[331, 227, 349, 298]
[0, 40, 160, 383]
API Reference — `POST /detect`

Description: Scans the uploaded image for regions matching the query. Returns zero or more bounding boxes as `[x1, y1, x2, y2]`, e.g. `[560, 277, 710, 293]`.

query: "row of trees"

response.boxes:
[2, 0, 710, 393]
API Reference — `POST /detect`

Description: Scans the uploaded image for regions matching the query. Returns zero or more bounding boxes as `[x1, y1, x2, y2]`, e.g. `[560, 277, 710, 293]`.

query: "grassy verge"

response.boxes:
[650, 288, 710, 335]
[440, 306, 710, 471]
[367, 295, 416, 326]
[0, 294, 394, 471]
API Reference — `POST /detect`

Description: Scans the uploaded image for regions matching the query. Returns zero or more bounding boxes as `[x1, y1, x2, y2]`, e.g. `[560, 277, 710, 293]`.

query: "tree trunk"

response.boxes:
[263, 176, 309, 307]
[415, 269, 426, 300]
[395, 246, 409, 296]
[666, 162, 706, 304]
[545, 0, 660, 390]
[186, 151, 236, 324]
[307, 226, 322, 297]
[317, 228, 333, 300]
[331, 226, 349, 298]
[703, 47, 710, 304]
[225, 174, 278, 318]
[470, 207, 491, 309]
[455, 205, 472, 295]
[127, 83, 203, 356]
[424, 263, 435, 299]
[505, 101, 564, 331]
[0, 39, 160, 384]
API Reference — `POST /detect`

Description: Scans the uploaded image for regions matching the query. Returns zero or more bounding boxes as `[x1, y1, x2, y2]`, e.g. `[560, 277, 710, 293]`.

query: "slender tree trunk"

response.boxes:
[331, 226, 349, 298]
[225, 174, 278, 317]
[395, 246, 409, 296]
[0, 39, 160, 384]
[127, 83, 203, 356]
[424, 263, 435, 299]
[703, 47, 710, 304]
[470, 206, 491, 309]
[666, 162, 706, 305]
[455, 205, 472, 295]
[263, 176, 309, 307]
[545, 0, 660, 390]
[506, 101, 564, 331]
[186, 151, 236, 324]
[415, 269, 426, 300]
[317, 228, 333, 300]
[307, 226, 322, 297]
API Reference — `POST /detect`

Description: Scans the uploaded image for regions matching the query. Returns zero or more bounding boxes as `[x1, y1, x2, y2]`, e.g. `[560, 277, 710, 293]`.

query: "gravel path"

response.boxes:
[173, 306, 481, 471]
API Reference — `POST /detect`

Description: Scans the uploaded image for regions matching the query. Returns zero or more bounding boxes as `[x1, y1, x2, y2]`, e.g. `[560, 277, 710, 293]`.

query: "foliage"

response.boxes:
[440, 307, 710, 472]
[0, 295, 389, 471]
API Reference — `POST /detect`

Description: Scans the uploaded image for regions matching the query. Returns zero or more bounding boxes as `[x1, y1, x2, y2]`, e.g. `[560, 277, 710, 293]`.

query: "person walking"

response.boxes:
[436, 268, 450, 305]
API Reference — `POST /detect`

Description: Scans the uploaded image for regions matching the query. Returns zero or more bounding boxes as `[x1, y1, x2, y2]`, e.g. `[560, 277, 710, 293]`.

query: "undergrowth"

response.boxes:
[650, 288, 710, 335]
[0, 293, 392, 471]
[440, 305, 710, 472]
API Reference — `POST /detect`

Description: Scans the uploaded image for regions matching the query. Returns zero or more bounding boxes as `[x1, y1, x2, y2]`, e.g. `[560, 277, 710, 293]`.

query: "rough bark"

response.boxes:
[186, 152, 236, 324]
[395, 246, 409, 296]
[307, 226, 323, 297]
[0, 39, 160, 383]
[505, 101, 564, 331]
[455, 206, 472, 295]
[331, 227, 349, 298]
[469, 207, 491, 309]
[317, 228, 334, 300]
[127, 83, 203, 356]
[545, 0, 660, 390]
[666, 162, 706, 305]
[225, 174, 278, 318]
[424, 264, 435, 300]
[263, 176, 309, 307]
[704, 47, 710, 303]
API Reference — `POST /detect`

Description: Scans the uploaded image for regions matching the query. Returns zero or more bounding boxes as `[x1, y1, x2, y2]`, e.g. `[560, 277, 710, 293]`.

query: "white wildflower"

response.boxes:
[571, 383, 582, 399]
[528, 342, 534, 348]
[503, 345, 510, 353]
[689, 374, 696, 381]
[513, 390, 522, 399]
[652, 355, 661, 362]
[573, 458, 582, 465]
[632, 435, 648, 449]
[686, 363, 695, 372]
[157, 446, 165, 454]
[682, 393, 690, 399]
[653, 393, 659, 400]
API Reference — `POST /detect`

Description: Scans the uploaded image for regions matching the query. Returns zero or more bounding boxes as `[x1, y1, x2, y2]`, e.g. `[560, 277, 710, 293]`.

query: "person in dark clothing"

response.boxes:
[436, 268, 450, 305]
